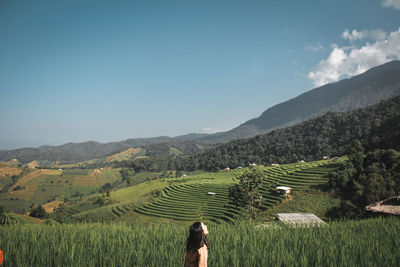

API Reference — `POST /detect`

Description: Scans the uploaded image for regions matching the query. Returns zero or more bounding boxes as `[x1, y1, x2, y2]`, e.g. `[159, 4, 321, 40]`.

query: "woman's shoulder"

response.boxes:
[198, 245, 208, 253]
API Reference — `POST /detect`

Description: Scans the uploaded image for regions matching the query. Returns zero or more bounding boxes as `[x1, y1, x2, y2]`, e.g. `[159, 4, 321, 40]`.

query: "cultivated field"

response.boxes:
[105, 148, 145, 162]
[65, 159, 340, 223]
[132, 160, 338, 222]
[0, 218, 399, 266]
[0, 167, 122, 213]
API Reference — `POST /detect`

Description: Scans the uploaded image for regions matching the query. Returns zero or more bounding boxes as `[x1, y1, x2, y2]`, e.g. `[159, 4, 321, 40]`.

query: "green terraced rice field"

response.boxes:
[135, 183, 241, 222]
[131, 160, 340, 222]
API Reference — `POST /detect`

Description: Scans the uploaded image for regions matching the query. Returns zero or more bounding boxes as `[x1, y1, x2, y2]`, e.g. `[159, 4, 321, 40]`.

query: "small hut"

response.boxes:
[276, 186, 292, 195]
[276, 213, 326, 226]
[366, 196, 400, 216]
[207, 192, 216, 196]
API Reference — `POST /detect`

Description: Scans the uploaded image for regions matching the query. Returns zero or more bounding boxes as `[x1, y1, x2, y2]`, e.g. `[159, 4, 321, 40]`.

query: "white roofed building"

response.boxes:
[276, 186, 292, 195]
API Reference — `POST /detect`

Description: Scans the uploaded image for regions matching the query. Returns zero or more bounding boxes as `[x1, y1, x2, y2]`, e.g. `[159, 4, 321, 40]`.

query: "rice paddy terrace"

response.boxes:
[92, 159, 341, 223]
[135, 183, 240, 223]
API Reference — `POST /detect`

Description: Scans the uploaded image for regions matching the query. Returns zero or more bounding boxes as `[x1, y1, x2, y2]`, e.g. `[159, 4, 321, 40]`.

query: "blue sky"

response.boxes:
[1, 0, 399, 149]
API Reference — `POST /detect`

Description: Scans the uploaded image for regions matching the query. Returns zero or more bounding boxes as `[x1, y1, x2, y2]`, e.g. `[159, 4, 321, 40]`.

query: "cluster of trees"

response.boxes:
[107, 96, 400, 172]
[327, 141, 400, 218]
[29, 205, 47, 219]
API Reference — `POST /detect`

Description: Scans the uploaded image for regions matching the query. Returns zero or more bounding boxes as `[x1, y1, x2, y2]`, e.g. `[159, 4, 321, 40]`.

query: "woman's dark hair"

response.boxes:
[186, 222, 210, 252]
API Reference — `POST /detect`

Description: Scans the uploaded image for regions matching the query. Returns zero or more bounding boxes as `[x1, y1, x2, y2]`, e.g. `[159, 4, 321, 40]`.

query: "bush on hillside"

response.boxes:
[0, 213, 24, 225]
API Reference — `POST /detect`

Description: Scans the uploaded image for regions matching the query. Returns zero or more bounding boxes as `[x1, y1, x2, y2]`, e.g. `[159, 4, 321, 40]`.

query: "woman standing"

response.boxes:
[184, 222, 209, 267]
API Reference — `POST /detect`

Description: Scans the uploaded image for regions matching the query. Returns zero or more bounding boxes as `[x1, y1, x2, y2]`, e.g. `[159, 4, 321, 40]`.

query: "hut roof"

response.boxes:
[276, 213, 326, 226]
[276, 186, 292, 190]
[366, 196, 400, 215]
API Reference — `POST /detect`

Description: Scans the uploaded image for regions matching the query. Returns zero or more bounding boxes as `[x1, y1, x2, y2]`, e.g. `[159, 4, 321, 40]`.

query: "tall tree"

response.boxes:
[231, 167, 264, 223]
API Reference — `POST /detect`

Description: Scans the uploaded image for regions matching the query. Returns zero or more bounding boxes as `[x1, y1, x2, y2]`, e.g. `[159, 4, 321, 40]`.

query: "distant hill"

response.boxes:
[197, 60, 400, 142]
[0, 137, 212, 164]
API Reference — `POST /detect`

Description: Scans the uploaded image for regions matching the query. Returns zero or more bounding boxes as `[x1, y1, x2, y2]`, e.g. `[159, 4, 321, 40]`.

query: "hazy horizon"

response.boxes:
[1, 0, 400, 150]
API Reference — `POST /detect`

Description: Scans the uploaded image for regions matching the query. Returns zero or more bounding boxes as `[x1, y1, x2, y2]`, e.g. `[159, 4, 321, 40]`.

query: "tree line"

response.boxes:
[326, 140, 400, 218]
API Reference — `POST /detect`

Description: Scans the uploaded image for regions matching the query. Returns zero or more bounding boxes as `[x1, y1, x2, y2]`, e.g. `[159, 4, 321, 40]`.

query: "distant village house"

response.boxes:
[276, 186, 292, 195]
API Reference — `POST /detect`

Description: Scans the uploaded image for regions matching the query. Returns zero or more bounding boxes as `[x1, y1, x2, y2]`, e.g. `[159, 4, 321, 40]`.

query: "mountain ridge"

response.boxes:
[1, 60, 400, 162]
[195, 60, 400, 142]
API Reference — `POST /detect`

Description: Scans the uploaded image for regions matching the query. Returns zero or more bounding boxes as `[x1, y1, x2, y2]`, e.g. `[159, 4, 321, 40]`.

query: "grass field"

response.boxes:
[260, 190, 341, 221]
[0, 217, 399, 266]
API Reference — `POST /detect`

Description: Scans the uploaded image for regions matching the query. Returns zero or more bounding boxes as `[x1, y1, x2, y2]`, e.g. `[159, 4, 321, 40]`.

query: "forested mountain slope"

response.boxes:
[169, 96, 400, 171]
[198, 60, 400, 142]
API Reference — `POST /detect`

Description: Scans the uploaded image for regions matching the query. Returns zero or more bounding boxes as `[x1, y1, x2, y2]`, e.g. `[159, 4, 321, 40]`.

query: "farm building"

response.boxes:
[366, 196, 400, 216]
[207, 192, 216, 196]
[249, 163, 257, 167]
[224, 167, 230, 171]
[276, 213, 326, 226]
[276, 186, 292, 195]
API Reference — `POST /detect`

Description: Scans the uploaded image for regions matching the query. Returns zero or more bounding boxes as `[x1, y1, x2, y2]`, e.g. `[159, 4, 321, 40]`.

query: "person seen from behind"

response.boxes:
[184, 222, 209, 267]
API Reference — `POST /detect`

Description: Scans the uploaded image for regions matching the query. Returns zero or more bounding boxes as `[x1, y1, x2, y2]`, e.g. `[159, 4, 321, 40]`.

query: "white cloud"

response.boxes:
[308, 27, 400, 86]
[342, 29, 387, 42]
[381, 0, 400, 9]
[305, 42, 325, 51]
[202, 126, 234, 134]
[201, 127, 222, 134]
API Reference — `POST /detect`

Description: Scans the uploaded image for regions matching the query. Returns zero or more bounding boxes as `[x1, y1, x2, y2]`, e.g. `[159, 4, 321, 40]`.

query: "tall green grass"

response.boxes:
[1, 217, 399, 266]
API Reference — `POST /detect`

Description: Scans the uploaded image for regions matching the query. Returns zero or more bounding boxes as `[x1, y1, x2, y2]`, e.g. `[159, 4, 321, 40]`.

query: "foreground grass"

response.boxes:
[0, 217, 399, 266]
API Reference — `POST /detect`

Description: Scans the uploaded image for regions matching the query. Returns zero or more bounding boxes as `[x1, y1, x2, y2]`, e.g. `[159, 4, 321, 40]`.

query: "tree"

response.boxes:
[347, 140, 364, 173]
[30, 205, 47, 219]
[231, 167, 264, 223]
